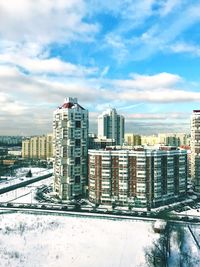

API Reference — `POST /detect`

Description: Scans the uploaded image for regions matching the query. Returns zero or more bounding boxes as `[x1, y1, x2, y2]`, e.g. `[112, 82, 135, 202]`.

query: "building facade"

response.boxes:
[124, 133, 141, 146]
[141, 135, 159, 146]
[191, 110, 200, 192]
[158, 133, 190, 147]
[53, 97, 88, 200]
[88, 147, 187, 208]
[22, 134, 53, 160]
[0, 136, 22, 145]
[98, 108, 124, 145]
[88, 133, 116, 149]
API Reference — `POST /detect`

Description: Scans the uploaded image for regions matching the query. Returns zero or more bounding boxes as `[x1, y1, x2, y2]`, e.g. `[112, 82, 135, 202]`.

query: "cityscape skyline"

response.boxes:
[1, 2, 200, 266]
[1, 1, 200, 135]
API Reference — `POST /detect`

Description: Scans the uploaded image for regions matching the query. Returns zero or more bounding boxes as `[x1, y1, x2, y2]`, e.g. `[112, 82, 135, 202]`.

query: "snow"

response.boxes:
[0, 177, 52, 203]
[153, 219, 167, 231]
[179, 209, 200, 217]
[0, 167, 52, 191]
[168, 225, 200, 266]
[0, 212, 156, 267]
[0, 211, 200, 267]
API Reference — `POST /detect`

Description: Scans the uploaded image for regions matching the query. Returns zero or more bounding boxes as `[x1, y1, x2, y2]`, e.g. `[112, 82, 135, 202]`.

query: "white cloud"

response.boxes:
[0, 92, 27, 115]
[0, 53, 97, 76]
[0, 66, 197, 134]
[169, 42, 200, 56]
[116, 88, 200, 103]
[0, 1, 198, 135]
[102, 1, 200, 62]
[0, 0, 99, 45]
[113, 72, 182, 90]
[106, 72, 200, 103]
[0, 65, 100, 104]
[125, 112, 189, 121]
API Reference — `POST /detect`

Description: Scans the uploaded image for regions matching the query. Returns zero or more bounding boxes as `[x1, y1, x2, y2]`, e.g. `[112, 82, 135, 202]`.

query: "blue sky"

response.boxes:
[0, 0, 200, 135]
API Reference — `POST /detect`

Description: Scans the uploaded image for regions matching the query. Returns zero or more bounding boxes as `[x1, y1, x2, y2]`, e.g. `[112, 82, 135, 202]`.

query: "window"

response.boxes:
[75, 139, 81, 147]
[75, 157, 80, 165]
[75, 176, 80, 184]
[75, 121, 81, 128]
[70, 129, 74, 138]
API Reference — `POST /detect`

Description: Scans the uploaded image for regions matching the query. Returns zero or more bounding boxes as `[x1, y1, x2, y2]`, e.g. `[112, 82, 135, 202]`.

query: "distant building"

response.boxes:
[124, 133, 141, 146]
[0, 147, 8, 156]
[46, 133, 53, 159]
[7, 149, 22, 157]
[0, 136, 22, 145]
[22, 134, 53, 160]
[88, 133, 116, 149]
[98, 108, 124, 145]
[141, 135, 158, 146]
[158, 133, 190, 147]
[88, 146, 187, 208]
[53, 97, 88, 200]
[141, 133, 189, 147]
[191, 110, 200, 192]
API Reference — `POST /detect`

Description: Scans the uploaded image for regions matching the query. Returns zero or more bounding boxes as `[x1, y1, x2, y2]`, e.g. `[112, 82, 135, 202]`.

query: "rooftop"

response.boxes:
[58, 97, 85, 110]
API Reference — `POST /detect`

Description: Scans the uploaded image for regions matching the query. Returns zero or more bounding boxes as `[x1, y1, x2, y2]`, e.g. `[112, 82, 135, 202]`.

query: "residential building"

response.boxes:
[46, 133, 53, 159]
[191, 110, 200, 192]
[141, 133, 190, 147]
[88, 147, 187, 208]
[98, 108, 124, 145]
[88, 133, 116, 149]
[124, 133, 141, 146]
[141, 135, 158, 146]
[158, 133, 190, 147]
[53, 97, 88, 200]
[22, 134, 53, 160]
[0, 136, 22, 145]
[22, 139, 31, 158]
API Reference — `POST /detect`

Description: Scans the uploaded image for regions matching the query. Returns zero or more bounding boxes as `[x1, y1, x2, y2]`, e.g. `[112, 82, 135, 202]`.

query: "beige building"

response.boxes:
[46, 133, 53, 159]
[124, 133, 141, 146]
[141, 135, 158, 146]
[22, 139, 30, 158]
[22, 134, 53, 160]
[141, 133, 189, 147]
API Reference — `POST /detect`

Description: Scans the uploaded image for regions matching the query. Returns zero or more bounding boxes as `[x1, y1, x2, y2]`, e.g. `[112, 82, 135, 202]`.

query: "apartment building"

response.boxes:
[98, 108, 124, 145]
[141, 135, 158, 146]
[88, 147, 187, 208]
[53, 97, 88, 200]
[22, 134, 53, 160]
[191, 110, 200, 192]
[88, 133, 116, 149]
[124, 133, 141, 146]
[158, 133, 190, 147]
[0, 136, 22, 145]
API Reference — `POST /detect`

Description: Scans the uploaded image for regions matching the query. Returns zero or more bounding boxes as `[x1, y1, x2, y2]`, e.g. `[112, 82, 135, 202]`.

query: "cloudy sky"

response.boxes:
[0, 0, 200, 135]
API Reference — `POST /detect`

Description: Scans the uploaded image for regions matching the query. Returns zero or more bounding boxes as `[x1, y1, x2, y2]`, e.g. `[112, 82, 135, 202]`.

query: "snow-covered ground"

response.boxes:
[0, 212, 156, 267]
[179, 208, 200, 217]
[0, 212, 200, 267]
[0, 167, 52, 190]
[0, 177, 52, 203]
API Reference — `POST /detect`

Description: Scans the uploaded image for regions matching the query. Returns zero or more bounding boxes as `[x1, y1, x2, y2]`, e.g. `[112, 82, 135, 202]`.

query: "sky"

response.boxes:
[1, 0, 200, 135]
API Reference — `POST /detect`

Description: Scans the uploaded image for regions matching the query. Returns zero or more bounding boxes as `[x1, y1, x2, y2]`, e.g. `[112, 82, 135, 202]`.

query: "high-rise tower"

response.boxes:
[53, 97, 88, 200]
[98, 108, 124, 145]
[191, 110, 200, 192]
